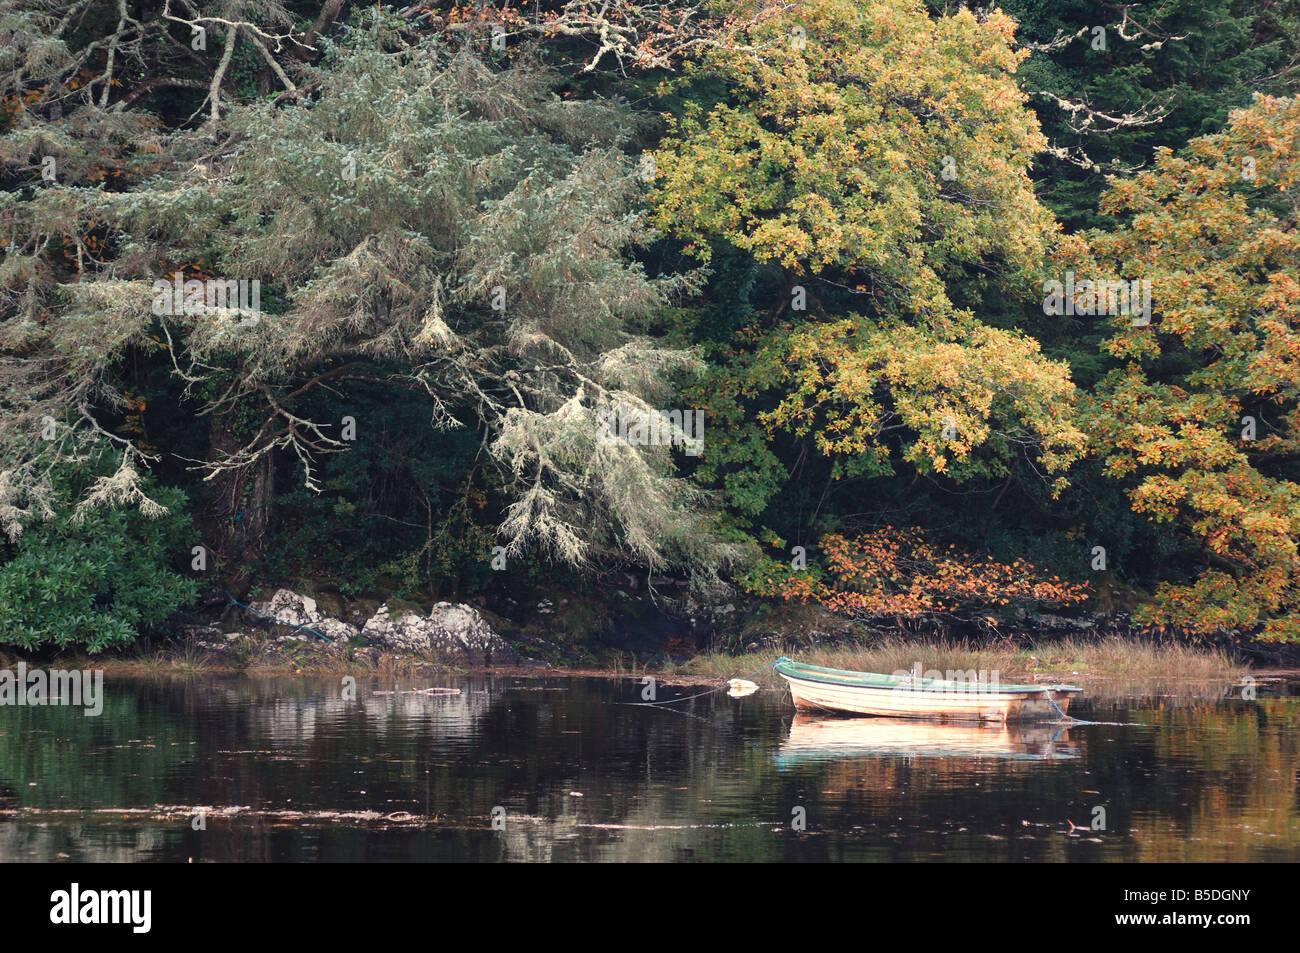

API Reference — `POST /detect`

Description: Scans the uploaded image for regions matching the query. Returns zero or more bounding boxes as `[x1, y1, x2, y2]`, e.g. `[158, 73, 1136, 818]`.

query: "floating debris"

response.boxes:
[0, 804, 552, 831]
[371, 687, 461, 696]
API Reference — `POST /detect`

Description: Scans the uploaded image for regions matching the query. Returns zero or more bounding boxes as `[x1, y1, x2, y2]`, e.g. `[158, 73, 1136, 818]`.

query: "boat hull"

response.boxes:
[776, 660, 1079, 723]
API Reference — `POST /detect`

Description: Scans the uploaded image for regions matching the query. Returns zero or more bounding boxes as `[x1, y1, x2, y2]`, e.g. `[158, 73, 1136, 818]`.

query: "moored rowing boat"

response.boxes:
[774, 657, 1081, 722]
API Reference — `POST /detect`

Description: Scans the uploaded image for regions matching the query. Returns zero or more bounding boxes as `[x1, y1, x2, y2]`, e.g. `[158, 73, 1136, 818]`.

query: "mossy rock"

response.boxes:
[382, 597, 428, 618]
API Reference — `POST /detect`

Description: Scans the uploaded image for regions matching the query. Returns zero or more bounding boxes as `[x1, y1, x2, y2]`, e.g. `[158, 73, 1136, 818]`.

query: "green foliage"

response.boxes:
[264, 379, 495, 597]
[1079, 95, 1300, 640]
[652, 0, 1055, 315]
[2, 1, 1299, 644]
[1002, 0, 1298, 230]
[0, 456, 198, 652]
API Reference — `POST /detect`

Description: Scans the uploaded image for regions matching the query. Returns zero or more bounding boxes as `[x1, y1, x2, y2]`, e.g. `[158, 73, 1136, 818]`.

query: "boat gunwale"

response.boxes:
[774, 657, 1081, 696]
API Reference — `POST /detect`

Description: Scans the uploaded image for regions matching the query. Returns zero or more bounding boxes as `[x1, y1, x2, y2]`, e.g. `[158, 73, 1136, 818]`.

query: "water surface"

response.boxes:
[1, 674, 1296, 861]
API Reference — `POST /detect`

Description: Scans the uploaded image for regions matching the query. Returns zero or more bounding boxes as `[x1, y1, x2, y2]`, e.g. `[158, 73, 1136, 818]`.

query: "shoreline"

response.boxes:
[10, 634, 1290, 687]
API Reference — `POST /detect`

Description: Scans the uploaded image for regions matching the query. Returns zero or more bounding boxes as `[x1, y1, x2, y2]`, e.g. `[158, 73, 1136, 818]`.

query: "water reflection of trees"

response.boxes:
[1, 678, 1297, 861]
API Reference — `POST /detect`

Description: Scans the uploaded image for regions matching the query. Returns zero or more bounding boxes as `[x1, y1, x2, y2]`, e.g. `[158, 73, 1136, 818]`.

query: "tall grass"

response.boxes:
[679, 636, 1242, 687]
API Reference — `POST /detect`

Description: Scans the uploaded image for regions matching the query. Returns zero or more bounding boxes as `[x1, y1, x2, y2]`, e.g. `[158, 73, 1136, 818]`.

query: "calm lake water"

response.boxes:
[1, 673, 1297, 862]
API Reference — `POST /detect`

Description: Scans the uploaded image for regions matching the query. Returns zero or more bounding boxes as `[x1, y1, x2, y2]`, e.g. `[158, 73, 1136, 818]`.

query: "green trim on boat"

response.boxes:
[774, 657, 1080, 695]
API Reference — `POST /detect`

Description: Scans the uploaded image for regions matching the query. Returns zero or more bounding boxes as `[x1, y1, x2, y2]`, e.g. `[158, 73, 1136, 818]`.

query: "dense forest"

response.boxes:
[2, 0, 1299, 656]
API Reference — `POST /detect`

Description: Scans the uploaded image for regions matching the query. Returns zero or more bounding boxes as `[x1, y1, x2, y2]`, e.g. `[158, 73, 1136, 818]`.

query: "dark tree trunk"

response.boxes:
[203, 410, 273, 567]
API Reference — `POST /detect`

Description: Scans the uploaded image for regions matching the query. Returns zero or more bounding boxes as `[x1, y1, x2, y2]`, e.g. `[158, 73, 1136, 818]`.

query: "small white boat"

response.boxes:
[774, 657, 1081, 722]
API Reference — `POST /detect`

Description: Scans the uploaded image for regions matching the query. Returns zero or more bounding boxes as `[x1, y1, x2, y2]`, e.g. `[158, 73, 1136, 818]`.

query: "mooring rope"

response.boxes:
[1040, 687, 1133, 727]
[617, 659, 778, 709]
[224, 590, 334, 644]
[1043, 689, 1074, 721]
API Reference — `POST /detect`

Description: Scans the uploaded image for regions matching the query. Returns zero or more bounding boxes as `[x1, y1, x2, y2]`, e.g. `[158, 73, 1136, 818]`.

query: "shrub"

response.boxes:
[0, 458, 199, 653]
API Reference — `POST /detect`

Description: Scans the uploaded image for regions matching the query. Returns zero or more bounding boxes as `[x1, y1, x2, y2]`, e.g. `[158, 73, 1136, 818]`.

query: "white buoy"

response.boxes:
[727, 678, 759, 698]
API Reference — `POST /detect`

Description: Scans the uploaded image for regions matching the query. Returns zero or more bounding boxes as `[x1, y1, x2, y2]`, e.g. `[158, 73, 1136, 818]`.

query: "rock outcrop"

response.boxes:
[217, 588, 525, 664]
[245, 589, 361, 644]
[360, 602, 521, 665]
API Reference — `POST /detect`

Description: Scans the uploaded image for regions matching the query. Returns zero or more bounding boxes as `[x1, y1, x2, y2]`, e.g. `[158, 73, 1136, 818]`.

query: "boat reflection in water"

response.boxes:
[777, 713, 1078, 765]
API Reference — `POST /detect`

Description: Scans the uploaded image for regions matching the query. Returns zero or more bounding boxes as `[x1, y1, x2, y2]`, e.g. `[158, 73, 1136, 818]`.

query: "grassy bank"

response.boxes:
[677, 636, 1244, 687]
[5, 634, 1248, 686]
